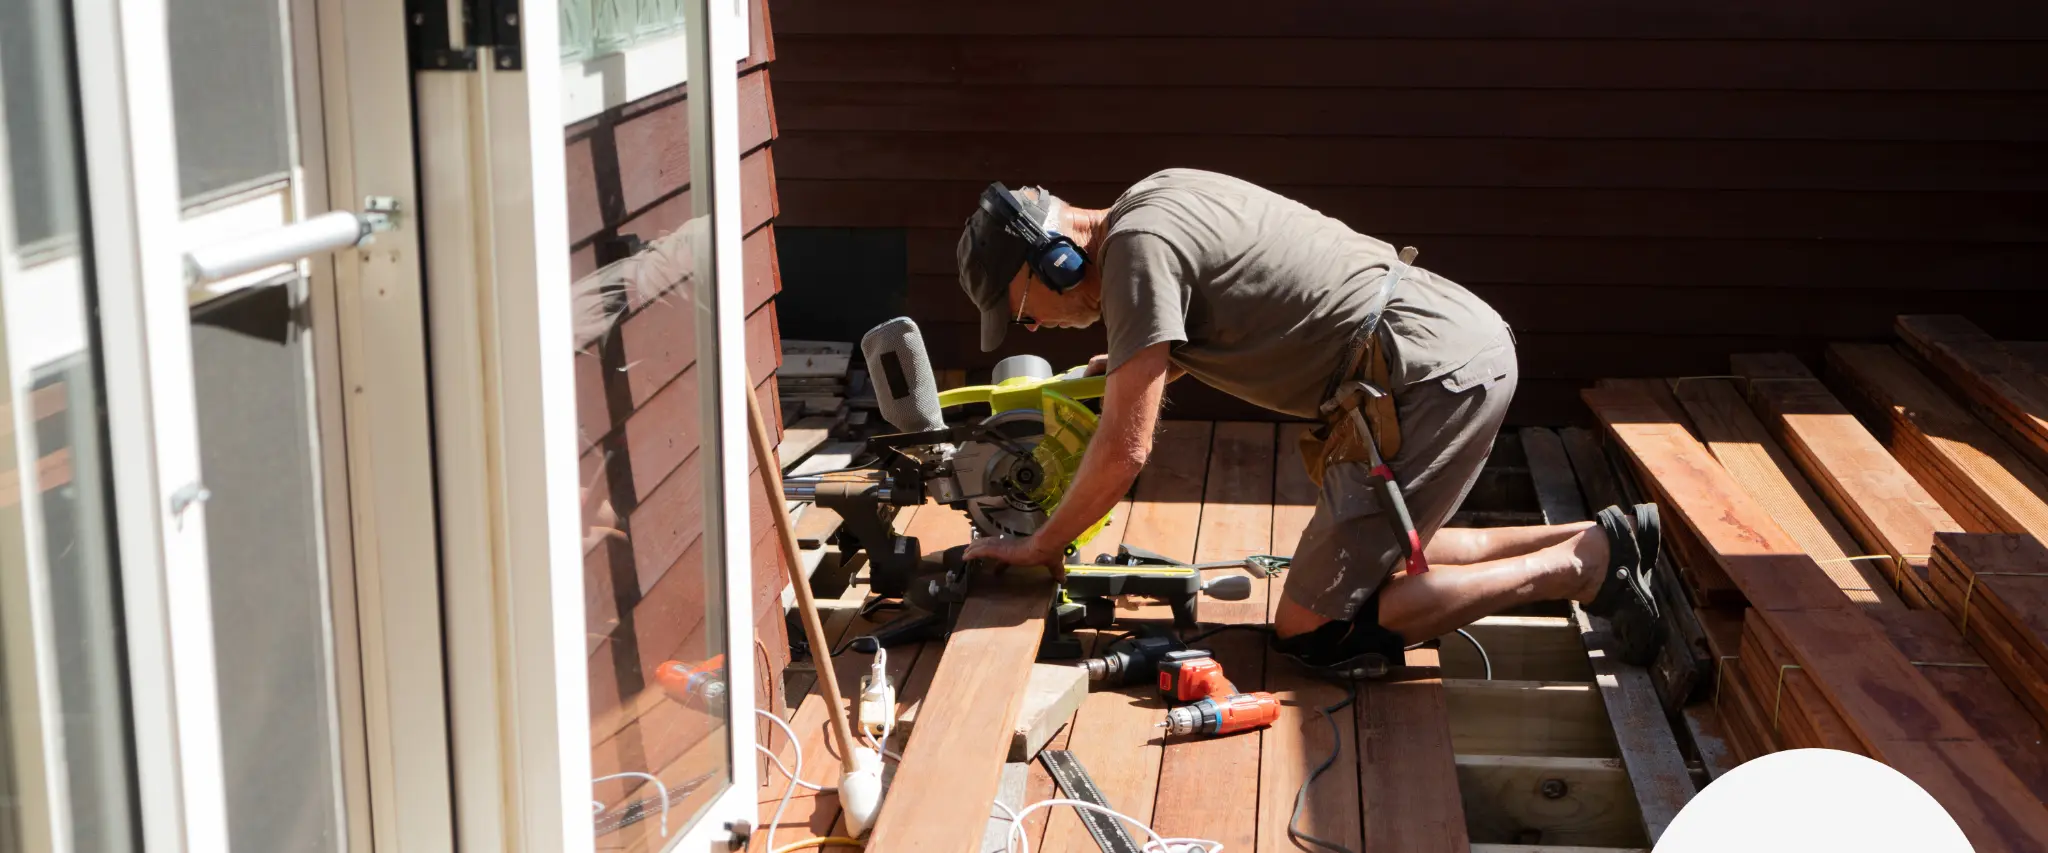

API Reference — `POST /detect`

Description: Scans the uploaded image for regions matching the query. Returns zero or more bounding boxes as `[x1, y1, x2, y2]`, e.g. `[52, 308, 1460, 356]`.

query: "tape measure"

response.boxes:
[1039, 749, 1142, 853]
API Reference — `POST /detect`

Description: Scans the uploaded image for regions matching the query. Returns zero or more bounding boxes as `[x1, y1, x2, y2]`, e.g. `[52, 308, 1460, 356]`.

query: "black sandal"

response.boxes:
[1586, 504, 1666, 666]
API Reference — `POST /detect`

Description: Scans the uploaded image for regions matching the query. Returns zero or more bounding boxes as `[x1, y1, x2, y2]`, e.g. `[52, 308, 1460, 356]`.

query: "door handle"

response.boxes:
[184, 197, 400, 287]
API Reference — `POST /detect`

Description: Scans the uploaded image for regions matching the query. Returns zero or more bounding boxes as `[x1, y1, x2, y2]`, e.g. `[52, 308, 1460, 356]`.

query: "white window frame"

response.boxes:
[559, 0, 751, 125]
[423, 0, 758, 848]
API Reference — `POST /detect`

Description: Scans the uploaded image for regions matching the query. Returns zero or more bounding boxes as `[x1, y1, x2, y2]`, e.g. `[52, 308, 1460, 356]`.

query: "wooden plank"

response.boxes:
[1360, 646, 1469, 852]
[1928, 533, 2048, 734]
[1444, 680, 1617, 759]
[1731, 352, 1960, 606]
[1456, 755, 1646, 849]
[1867, 607, 2048, 805]
[772, 2, 2048, 40]
[1670, 378, 1901, 608]
[1038, 498, 1185, 849]
[1259, 423, 1363, 853]
[1679, 705, 1739, 781]
[1897, 315, 2048, 472]
[1155, 422, 1271, 852]
[1827, 343, 2048, 545]
[776, 416, 837, 469]
[863, 568, 1057, 851]
[1586, 386, 2048, 850]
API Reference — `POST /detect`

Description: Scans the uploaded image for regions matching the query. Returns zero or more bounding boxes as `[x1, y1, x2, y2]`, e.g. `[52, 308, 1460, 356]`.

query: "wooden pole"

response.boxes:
[744, 368, 861, 773]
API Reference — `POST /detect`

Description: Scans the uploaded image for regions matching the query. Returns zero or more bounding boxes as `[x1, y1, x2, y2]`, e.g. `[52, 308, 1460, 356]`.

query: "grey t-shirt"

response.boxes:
[1100, 169, 1510, 418]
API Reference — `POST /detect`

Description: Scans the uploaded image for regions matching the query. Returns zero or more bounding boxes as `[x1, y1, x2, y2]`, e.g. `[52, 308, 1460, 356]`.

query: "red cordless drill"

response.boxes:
[1153, 649, 1281, 737]
[1159, 692, 1283, 737]
[654, 655, 728, 716]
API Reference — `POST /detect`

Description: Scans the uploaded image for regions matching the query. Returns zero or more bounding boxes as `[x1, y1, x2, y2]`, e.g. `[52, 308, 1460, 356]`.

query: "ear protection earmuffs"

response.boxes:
[979, 182, 1089, 292]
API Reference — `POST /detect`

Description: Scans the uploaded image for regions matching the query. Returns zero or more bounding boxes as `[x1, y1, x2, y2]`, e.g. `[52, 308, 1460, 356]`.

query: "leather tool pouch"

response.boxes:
[1300, 333, 1402, 490]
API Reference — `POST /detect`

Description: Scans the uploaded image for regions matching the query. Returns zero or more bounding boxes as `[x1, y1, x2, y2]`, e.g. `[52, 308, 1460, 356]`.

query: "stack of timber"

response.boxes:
[778, 339, 881, 433]
[1730, 352, 1962, 608]
[1827, 341, 2048, 544]
[1898, 315, 2048, 474]
[1586, 385, 2048, 849]
[1926, 533, 2048, 734]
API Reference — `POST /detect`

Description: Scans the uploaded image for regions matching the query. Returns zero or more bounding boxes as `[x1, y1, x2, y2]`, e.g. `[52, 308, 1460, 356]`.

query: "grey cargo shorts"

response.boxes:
[1285, 337, 1519, 622]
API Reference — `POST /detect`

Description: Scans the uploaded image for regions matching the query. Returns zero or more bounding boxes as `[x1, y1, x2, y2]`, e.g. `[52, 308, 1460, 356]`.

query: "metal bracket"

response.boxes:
[407, 0, 522, 71]
[360, 196, 401, 244]
[481, 0, 523, 70]
[405, 0, 476, 70]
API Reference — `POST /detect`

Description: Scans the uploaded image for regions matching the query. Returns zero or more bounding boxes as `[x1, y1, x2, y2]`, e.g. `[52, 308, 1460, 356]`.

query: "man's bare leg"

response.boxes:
[1377, 525, 1609, 642]
[1423, 521, 1595, 567]
[1273, 521, 1609, 639]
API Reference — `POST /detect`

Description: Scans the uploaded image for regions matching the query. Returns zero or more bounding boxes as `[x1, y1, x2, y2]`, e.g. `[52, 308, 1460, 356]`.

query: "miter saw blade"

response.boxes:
[952, 408, 1052, 538]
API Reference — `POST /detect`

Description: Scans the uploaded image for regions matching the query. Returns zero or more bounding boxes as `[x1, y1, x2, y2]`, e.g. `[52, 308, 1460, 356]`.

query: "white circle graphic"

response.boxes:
[1657, 748, 1970, 852]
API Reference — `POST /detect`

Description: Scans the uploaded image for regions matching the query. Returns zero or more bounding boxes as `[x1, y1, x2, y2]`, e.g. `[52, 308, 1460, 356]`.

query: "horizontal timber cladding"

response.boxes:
[766, 0, 2048, 423]
[572, 0, 797, 749]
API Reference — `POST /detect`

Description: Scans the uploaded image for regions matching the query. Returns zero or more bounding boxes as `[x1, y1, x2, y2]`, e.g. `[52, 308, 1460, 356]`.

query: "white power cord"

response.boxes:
[757, 710, 808, 846]
[590, 772, 669, 838]
[993, 798, 1223, 853]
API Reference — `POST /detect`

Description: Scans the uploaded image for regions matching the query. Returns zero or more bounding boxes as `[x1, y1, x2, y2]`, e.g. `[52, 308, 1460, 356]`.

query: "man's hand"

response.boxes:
[964, 534, 1068, 581]
[1083, 353, 1110, 377]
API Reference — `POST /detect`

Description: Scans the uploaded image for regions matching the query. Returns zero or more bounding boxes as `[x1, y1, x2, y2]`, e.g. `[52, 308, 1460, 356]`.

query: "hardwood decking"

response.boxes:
[756, 421, 1679, 852]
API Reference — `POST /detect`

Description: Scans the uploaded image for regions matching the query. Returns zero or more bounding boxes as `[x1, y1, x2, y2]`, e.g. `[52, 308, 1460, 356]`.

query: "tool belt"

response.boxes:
[1299, 252, 1415, 489]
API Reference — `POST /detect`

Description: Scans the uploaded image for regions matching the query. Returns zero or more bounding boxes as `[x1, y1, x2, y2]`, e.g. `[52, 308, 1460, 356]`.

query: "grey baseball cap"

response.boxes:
[957, 186, 1040, 352]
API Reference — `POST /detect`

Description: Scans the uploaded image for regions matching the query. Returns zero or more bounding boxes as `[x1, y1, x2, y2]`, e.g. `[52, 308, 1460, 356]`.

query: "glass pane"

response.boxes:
[166, 0, 292, 202]
[190, 280, 346, 851]
[571, 0, 690, 60]
[570, 9, 733, 847]
[0, 0, 140, 847]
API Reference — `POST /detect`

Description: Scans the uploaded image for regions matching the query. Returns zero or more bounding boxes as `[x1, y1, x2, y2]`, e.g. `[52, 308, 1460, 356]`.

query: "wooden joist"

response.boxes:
[1827, 343, 2048, 544]
[1927, 533, 2048, 736]
[1456, 754, 1643, 849]
[1521, 427, 1694, 843]
[1731, 352, 1961, 608]
[1670, 378, 1901, 609]
[1897, 315, 2048, 473]
[1586, 386, 2048, 850]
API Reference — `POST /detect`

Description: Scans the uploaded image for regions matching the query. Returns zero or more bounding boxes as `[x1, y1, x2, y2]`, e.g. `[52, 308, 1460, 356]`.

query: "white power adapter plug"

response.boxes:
[857, 648, 895, 740]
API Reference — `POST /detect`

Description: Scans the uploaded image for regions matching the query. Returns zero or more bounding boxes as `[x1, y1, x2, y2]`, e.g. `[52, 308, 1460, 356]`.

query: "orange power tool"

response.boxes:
[654, 655, 728, 716]
[1159, 692, 1283, 737]
[1154, 649, 1282, 737]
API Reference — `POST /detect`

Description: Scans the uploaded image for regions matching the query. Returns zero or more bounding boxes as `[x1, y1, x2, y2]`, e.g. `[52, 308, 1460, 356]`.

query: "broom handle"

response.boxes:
[744, 369, 861, 773]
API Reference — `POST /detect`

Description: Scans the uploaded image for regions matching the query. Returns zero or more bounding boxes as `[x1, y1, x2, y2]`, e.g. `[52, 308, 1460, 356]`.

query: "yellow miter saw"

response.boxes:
[784, 318, 1251, 657]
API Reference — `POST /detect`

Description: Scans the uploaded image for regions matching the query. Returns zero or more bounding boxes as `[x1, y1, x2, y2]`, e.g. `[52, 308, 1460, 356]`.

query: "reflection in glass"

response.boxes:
[0, 0, 139, 848]
[165, 0, 293, 201]
[573, 200, 731, 847]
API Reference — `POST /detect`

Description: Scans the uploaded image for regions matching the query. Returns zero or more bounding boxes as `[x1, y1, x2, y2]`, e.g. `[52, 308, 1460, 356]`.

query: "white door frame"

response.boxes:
[416, 0, 758, 848]
[68, 0, 232, 848]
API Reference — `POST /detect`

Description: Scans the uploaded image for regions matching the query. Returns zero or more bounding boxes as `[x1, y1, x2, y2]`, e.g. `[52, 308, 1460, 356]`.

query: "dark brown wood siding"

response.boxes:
[575, 0, 794, 775]
[767, 0, 2048, 424]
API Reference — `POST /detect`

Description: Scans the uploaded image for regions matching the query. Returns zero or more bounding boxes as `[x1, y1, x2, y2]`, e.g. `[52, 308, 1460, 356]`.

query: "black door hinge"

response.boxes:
[407, 0, 523, 72]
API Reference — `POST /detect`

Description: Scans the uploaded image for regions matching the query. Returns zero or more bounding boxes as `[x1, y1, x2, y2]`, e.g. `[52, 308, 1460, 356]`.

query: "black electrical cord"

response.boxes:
[1290, 682, 1360, 853]
[1179, 623, 1275, 645]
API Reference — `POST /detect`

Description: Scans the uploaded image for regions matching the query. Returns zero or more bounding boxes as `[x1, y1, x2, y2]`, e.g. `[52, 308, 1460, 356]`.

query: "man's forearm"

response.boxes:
[1030, 343, 1171, 556]
[1030, 448, 1142, 555]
